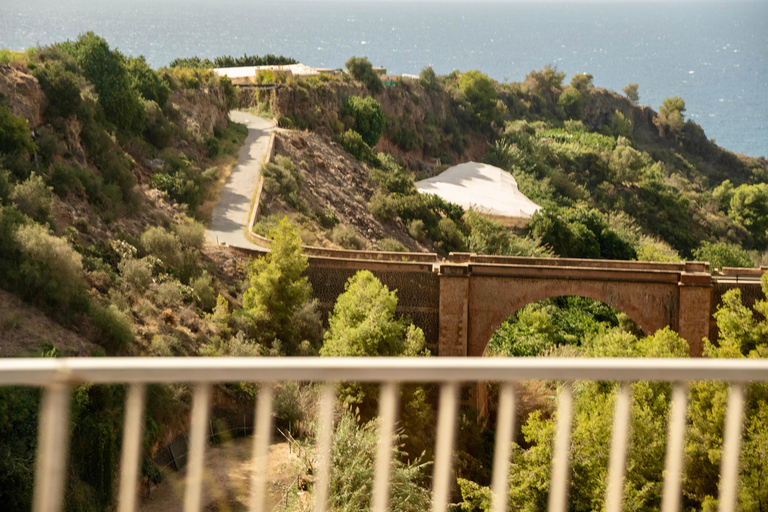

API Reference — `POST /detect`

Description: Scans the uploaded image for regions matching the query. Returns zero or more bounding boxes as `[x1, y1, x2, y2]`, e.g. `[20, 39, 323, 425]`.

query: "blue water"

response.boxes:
[2, 0, 766, 158]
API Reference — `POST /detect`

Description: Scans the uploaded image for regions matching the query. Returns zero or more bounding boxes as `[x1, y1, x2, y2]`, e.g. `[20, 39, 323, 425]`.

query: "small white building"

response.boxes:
[214, 64, 336, 83]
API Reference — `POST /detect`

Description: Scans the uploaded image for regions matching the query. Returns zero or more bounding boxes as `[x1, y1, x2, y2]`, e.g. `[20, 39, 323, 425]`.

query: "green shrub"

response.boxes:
[0, 105, 36, 178]
[0, 169, 12, 204]
[317, 208, 340, 229]
[126, 55, 171, 108]
[32, 61, 82, 119]
[260, 155, 302, 207]
[345, 56, 383, 94]
[140, 226, 183, 269]
[338, 130, 378, 165]
[693, 241, 754, 270]
[156, 281, 183, 307]
[377, 238, 406, 252]
[14, 223, 85, 307]
[329, 224, 366, 250]
[369, 191, 397, 222]
[341, 96, 386, 147]
[408, 219, 426, 241]
[174, 219, 206, 249]
[118, 257, 153, 292]
[419, 66, 440, 91]
[190, 272, 216, 311]
[69, 32, 145, 133]
[89, 303, 135, 353]
[142, 100, 173, 149]
[276, 115, 294, 129]
[11, 173, 52, 223]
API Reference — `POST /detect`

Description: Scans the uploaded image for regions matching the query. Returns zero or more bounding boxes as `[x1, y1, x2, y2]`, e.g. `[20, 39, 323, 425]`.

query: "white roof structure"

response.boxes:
[214, 64, 333, 79]
[416, 161, 541, 220]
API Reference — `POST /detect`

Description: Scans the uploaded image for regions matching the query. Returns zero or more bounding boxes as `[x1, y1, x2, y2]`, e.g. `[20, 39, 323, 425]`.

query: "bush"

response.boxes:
[190, 272, 216, 311]
[369, 191, 397, 222]
[693, 241, 754, 270]
[174, 219, 206, 249]
[377, 238, 406, 252]
[32, 61, 82, 119]
[329, 224, 366, 250]
[338, 130, 378, 166]
[260, 155, 302, 207]
[0, 105, 36, 173]
[11, 173, 52, 223]
[345, 56, 383, 94]
[140, 226, 183, 269]
[156, 281, 183, 307]
[408, 219, 426, 241]
[89, 303, 135, 353]
[459, 70, 499, 127]
[126, 56, 171, 108]
[341, 96, 386, 147]
[558, 86, 583, 119]
[69, 32, 145, 133]
[14, 223, 85, 307]
[419, 66, 440, 91]
[118, 257, 153, 292]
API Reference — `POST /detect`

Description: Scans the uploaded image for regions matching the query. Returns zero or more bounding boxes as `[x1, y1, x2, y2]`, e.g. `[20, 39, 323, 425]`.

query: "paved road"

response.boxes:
[206, 111, 273, 249]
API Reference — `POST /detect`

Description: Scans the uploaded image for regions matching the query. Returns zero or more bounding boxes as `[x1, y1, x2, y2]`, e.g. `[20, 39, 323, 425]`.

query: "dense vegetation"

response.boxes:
[168, 53, 297, 69]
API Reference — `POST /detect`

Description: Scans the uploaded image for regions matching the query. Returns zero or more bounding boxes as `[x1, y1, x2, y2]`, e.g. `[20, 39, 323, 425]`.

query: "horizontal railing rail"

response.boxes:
[2, 357, 767, 512]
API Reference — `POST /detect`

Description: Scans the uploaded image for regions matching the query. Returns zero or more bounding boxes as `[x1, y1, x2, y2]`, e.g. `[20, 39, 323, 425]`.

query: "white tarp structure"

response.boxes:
[416, 161, 541, 219]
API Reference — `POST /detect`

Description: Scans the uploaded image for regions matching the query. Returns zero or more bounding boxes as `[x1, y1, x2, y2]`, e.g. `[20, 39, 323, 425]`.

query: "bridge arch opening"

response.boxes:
[483, 295, 644, 358]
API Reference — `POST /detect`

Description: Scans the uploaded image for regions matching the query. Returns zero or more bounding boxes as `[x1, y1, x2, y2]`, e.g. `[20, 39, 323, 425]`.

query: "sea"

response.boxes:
[1, 0, 766, 158]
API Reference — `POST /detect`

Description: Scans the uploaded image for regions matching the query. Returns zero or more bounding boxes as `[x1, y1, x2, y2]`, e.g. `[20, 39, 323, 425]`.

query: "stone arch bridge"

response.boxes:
[235, 246, 764, 357]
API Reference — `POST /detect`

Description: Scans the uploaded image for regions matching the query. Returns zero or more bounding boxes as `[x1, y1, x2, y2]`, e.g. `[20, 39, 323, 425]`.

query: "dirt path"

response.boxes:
[206, 111, 273, 249]
[139, 439, 306, 512]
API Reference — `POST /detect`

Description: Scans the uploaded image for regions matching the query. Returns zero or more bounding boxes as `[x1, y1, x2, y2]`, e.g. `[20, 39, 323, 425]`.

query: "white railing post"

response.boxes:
[548, 382, 574, 512]
[184, 382, 211, 512]
[314, 383, 336, 512]
[432, 381, 459, 512]
[717, 383, 746, 512]
[491, 382, 516, 512]
[605, 383, 632, 512]
[33, 382, 72, 512]
[249, 383, 274, 512]
[118, 383, 146, 512]
[372, 381, 400, 512]
[661, 383, 688, 512]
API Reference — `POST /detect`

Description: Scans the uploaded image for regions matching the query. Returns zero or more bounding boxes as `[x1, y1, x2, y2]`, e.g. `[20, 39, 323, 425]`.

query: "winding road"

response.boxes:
[206, 111, 273, 249]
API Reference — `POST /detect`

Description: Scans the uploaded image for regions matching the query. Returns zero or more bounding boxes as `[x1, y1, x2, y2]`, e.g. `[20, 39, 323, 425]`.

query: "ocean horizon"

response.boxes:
[1, 0, 766, 157]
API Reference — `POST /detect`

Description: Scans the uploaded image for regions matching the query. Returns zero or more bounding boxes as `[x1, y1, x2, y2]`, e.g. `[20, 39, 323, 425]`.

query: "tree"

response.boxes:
[728, 183, 768, 249]
[342, 96, 385, 147]
[69, 32, 145, 133]
[321, 270, 425, 358]
[32, 61, 82, 119]
[693, 241, 754, 270]
[125, 56, 171, 108]
[569, 73, 593, 92]
[345, 56, 383, 94]
[243, 217, 319, 354]
[654, 96, 686, 136]
[557, 86, 583, 120]
[458, 70, 498, 127]
[623, 83, 640, 105]
[418, 66, 439, 91]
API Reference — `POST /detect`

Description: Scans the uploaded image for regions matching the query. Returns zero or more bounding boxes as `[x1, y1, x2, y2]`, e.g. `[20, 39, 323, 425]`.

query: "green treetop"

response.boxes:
[345, 56, 383, 94]
[243, 217, 314, 353]
[320, 270, 426, 357]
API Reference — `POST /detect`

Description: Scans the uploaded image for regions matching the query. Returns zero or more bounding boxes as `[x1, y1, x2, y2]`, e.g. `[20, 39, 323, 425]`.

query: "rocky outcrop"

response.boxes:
[0, 64, 46, 128]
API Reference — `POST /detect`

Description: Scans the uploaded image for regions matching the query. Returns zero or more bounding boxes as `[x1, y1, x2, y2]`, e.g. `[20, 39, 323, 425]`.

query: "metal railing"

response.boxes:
[2, 357, 768, 512]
